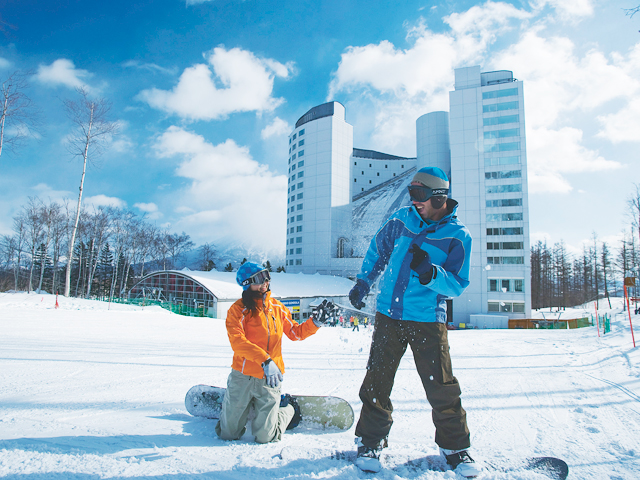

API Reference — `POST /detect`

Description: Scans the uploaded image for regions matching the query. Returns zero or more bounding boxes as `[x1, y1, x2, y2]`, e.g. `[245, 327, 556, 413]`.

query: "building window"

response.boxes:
[485, 170, 521, 180]
[488, 302, 500, 312]
[296, 259, 302, 265]
[369, 180, 372, 184]
[484, 142, 520, 153]
[297, 204, 303, 210]
[297, 182, 303, 189]
[293, 133, 297, 140]
[486, 213, 524, 222]
[292, 143, 296, 151]
[297, 193, 303, 200]
[292, 164, 296, 171]
[296, 237, 302, 243]
[484, 129, 519, 139]
[291, 184, 296, 192]
[483, 101, 519, 113]
[354, 161, 357, 165]
[299, 129, 304, 136]
[290, 216, 294, 223]
[369, 163, 372, 167]
[296, 225, 302, 232]
[486, 198, 522, 207]
[486, 184, 522, 194]
[487, 227, 524, 235]
[298, 160, 304, 168]
[377, 172, 380, 176]
[361, 171, 364, 175]
[289, 248, 294, 254]
[296, 214, 303, 221]
[298, 150, 304, 157]
[483, 115, 519, 127]
[299, 139, 304, 146]
[401, 165, 404, 168]
[488, 278, 525, 293]
[482, 88, 518, 99]
[296, 248, 302, 254]
[485, 156, 520, 166]
[354, 178, 357, 182]
[298, 171, 304, 178]
[289, 227, 294, 234]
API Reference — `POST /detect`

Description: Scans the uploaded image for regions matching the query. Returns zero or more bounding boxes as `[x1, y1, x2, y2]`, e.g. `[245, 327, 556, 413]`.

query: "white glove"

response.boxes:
[262, 359, 283, 387]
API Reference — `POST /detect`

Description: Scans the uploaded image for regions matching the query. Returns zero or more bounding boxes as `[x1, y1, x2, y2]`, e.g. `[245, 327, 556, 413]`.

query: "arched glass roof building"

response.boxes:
[128, 269, 355, 320]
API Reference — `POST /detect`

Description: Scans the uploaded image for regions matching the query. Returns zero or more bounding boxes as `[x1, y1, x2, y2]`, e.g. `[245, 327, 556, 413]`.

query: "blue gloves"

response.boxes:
[262, 359, 283, 387]
[409, 244, 434, 284]
[312, 299, 334, 327]
[349, 279, 370, 310]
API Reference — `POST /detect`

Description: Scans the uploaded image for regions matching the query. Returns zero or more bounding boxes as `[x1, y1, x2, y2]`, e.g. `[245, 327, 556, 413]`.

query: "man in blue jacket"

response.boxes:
[349, 166, 480, 477]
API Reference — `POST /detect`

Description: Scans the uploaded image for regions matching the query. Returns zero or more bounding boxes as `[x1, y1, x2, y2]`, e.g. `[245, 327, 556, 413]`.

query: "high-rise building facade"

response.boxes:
[285, 66, 531, 324]
[448, 66, 531, 321]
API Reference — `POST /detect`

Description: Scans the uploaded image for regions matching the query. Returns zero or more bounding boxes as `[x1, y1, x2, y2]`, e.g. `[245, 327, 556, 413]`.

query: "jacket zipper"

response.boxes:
[265, 302, 271, 353]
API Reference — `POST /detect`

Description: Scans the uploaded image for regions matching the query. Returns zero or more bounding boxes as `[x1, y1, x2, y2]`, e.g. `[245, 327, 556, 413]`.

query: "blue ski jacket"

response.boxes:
[357, 200, 472, 323]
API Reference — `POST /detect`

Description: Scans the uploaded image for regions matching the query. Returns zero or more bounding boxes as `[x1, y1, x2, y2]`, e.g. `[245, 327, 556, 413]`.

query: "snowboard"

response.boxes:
[185, 384, 355, 430]
[327, 451, 568, 479]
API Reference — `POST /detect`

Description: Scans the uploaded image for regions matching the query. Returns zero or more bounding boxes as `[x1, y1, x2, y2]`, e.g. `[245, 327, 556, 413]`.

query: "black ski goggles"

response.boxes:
[242, 269, 271, 287]
[408, 185, 449, 203]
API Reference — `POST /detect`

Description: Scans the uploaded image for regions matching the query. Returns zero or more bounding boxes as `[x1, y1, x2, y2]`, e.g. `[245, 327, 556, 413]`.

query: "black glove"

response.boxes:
[349, 279, 370, 310]
[409, 244, 434, 284]
[312, 299, 334, 327]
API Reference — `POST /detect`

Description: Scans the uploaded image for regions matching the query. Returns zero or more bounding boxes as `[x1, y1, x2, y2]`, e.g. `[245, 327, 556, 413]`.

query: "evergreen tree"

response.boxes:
[224, 262, 233, 272]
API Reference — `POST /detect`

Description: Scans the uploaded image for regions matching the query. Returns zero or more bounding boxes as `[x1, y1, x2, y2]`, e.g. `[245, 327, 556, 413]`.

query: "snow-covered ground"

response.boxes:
[1, 292, 639, 480]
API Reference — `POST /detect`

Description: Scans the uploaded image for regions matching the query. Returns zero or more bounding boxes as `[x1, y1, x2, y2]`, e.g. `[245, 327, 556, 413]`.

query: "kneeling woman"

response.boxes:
[215, 262, 326, 443]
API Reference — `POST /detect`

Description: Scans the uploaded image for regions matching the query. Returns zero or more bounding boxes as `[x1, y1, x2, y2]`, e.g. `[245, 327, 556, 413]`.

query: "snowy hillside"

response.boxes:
[1, 292, 639, 479]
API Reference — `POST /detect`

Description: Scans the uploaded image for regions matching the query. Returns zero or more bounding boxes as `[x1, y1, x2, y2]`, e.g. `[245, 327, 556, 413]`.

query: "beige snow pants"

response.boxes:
[215, 369, 295, 443]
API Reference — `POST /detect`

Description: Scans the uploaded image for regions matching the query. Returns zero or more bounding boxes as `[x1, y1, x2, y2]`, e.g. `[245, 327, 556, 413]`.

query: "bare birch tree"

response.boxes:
[0, 70, 39, 162]
[63, 87, 119, 297]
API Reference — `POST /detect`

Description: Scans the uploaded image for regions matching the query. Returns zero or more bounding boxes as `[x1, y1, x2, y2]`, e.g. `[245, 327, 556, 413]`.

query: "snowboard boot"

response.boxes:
[280, 394, 302, 430]
[354, 437, 386, 473]
[440, 448, 483, 478]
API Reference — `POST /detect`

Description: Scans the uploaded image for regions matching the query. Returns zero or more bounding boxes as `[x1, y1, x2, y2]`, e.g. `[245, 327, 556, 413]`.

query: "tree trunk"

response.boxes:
[64, 104, 93, 297]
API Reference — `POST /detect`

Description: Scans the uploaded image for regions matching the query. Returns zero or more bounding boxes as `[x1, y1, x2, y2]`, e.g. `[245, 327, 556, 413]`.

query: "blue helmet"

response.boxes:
[236, 262, 270, 290]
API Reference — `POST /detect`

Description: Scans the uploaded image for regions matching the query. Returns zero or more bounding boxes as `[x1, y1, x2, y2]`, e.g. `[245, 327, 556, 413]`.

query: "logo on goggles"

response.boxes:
[241, 269, 271, 286]
[408, 185, 449, 202]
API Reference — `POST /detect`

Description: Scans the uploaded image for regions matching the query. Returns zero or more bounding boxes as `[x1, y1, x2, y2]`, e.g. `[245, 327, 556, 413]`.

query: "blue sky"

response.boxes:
[1, 0, 638, 258]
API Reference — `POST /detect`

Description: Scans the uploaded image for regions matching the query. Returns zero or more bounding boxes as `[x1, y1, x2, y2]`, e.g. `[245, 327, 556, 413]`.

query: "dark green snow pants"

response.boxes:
[355, 312, 470, 451]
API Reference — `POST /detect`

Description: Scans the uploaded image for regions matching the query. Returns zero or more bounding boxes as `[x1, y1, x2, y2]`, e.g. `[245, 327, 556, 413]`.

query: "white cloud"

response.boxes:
[134, 202, 162, 220]
[186, 0, 213, 4]
[526, 126, 622, 193]
[329, 2, 638, 190]
[138, 46, 293, 121]
[530, 0, 594, 21]
[84, 194, 127, 209]
[35, 59, 93, 90]
[122, 60, 178, 76]
[328, 2, 532, 152]
[153, 126, 286, 252]
[134, 202, 158, 213]
[0, 57, 12, 69]
[597, 97, 640, 143]
[261, 117, 291, 139]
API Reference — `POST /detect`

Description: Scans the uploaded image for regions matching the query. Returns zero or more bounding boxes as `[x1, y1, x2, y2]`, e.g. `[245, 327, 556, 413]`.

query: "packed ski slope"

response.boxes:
[1, 292, 639, 480]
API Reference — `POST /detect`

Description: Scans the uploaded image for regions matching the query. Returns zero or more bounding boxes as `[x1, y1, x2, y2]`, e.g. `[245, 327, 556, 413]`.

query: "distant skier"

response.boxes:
[215, 262, 330, 443]
[352, 317, 359, 332]
[348, 167, 481, 477]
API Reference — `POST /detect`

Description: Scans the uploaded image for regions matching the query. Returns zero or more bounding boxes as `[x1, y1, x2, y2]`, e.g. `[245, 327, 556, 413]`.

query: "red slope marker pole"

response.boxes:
[55, 293, 59, 309]
[625, 286, 636, 348]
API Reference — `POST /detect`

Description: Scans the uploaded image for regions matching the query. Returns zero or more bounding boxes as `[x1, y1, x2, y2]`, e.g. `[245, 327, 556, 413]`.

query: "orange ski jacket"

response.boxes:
[225, 291, 320, 379]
